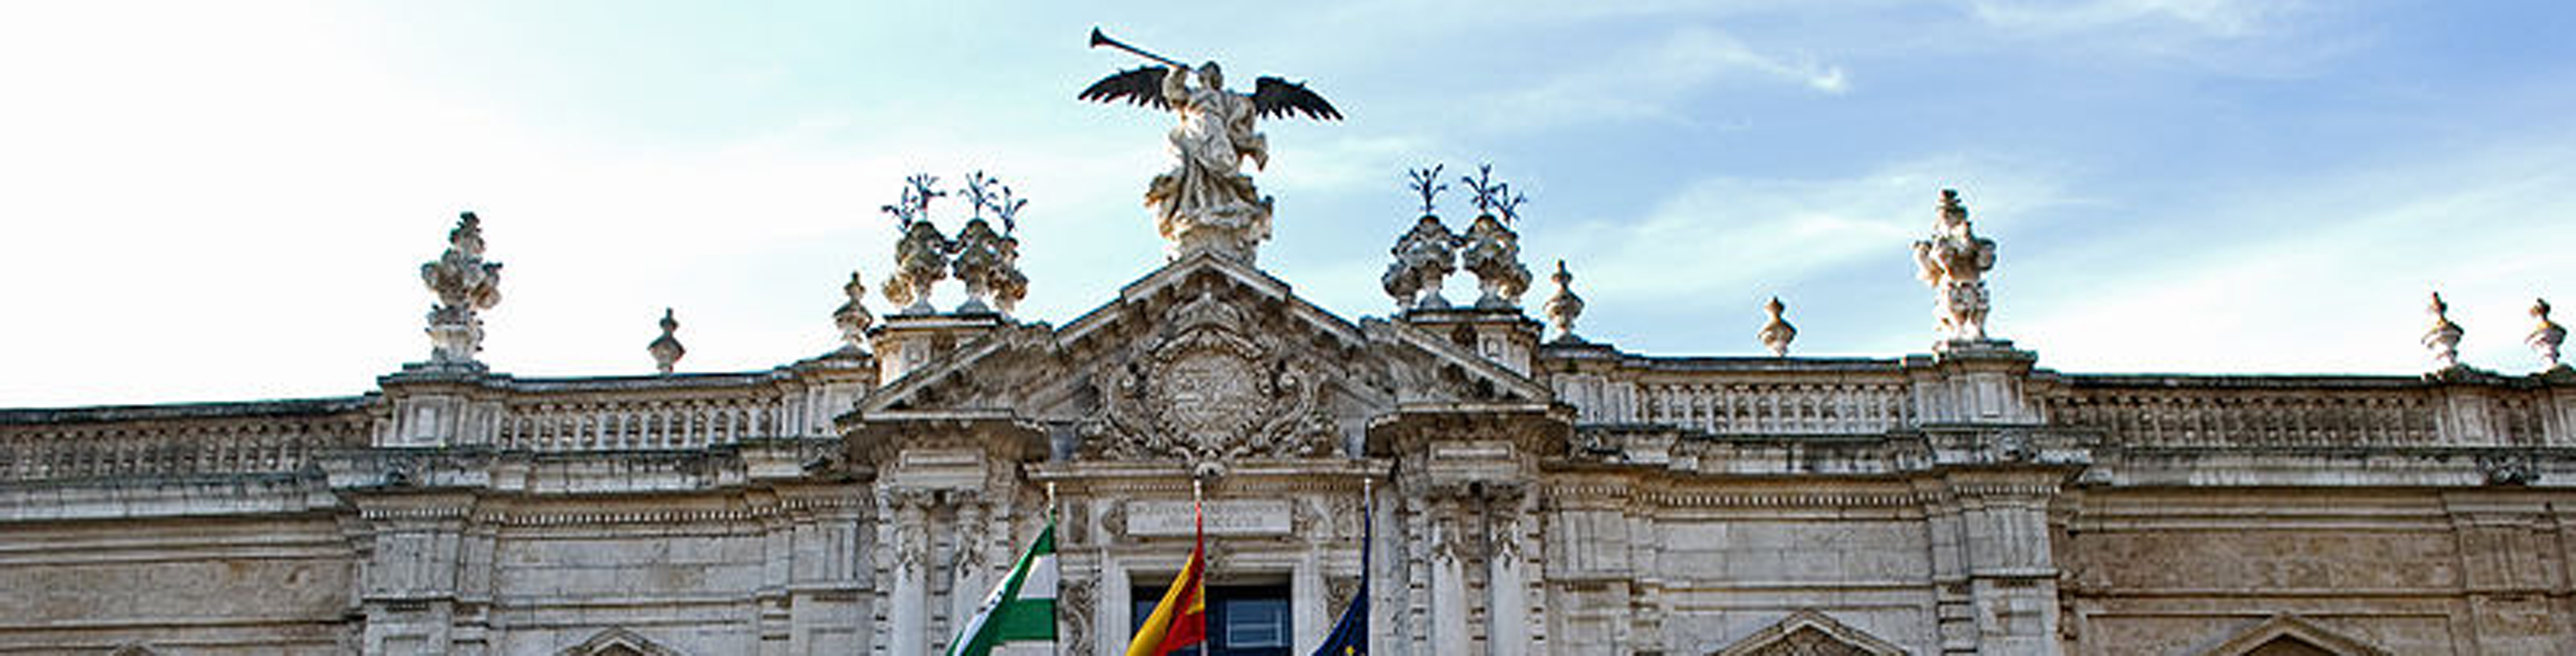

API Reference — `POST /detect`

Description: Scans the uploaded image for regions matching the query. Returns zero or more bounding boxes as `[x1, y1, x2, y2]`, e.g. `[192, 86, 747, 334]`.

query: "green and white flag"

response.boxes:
[946, 522, 1057, 656]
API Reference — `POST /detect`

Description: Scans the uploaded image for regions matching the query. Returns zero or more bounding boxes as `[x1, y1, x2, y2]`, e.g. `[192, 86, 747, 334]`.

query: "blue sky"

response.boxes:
[2, 0, 2571, 406]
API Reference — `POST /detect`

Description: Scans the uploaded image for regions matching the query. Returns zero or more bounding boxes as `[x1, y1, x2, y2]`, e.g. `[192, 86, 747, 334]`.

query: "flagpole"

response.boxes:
[1193, 476, 1206, 648]
[1048, 482, 1060, 656]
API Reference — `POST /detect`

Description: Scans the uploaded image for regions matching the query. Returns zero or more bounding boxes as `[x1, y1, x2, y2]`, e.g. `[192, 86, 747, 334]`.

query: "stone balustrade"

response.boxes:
[492, 394, 791, 451]
[2044, 379, 2440, 448]
[2046, 374, 2569, 449]
[0, 398, 373, 482]
[1547, 355, 1918, 436]
[2, 365, 870, 483]
[1547, 348, 2572, 448]
[1630, 379, 1915, 435]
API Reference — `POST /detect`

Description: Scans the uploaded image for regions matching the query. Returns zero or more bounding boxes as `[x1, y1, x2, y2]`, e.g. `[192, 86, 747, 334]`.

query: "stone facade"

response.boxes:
[7, 196, 2576, 656]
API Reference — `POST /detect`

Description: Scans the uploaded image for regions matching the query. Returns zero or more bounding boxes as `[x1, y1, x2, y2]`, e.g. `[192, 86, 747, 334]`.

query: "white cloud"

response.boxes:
[1483, 25, 1852, 129]
[2006, 142, 2576, 375]
[1967, 0, 2303, 38]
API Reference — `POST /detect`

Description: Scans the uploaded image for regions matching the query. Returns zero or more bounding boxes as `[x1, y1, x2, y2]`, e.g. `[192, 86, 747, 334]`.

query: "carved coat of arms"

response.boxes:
[1081, 291, 1337, 461]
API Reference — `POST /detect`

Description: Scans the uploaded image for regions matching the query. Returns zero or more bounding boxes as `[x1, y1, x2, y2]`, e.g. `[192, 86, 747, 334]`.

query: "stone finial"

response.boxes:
[420, 211, 504, 366]
[1912, 189, 1999, 346]
[1542, 260, 1586, 342]
[1758, 296, 1797, 357]
[1453, 164, 1532, 309]
[880, 174, 952, 316]
[952, 172, 1030, 316]
[1459, 212, 1530, 309]
[833, 271, 873, 351]
[2424, 292, 2464, 370]
[647, 308, 685, 375]
[1382, 215, 1459, 311]
[950, 217, 1008, 314]
[2529, 298, 2566, 368]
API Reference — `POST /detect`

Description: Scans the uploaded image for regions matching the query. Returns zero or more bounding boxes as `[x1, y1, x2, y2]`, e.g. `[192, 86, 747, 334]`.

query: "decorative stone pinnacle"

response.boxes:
[833, 271, 874, 351]
[419, 211, 504, 366]
[648, 308, 685, 375]
[1459, 210, 1531, 309]
[2530, 298, 2566, 368]
[1912, 188, 1999, 346]
[2424, 292, 2464, 370]
[879, 174, 954, 316]
[1542, 260, 1586, 343]
[1383, 215, 1460, 311]
[1759, 296, 1797, 357]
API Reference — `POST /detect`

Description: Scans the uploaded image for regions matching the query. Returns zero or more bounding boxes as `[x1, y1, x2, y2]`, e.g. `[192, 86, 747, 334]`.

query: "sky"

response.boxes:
[2, 0, 2571, 407]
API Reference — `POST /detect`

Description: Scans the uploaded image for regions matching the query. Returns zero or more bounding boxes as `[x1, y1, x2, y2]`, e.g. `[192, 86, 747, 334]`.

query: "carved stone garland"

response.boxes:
[1080, 290, 1338, 461]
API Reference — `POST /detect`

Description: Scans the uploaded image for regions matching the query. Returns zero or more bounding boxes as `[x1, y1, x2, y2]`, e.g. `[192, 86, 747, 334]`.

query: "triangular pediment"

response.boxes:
[855, 254, 1549, 461]
[1713, 609, 1907, 656]
[2196, 614, 2388, 656]
[557, 627, 684, 656]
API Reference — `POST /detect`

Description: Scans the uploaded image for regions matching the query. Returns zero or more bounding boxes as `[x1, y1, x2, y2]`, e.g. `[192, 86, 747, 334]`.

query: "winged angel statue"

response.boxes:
[1080, 28, 1341, 262]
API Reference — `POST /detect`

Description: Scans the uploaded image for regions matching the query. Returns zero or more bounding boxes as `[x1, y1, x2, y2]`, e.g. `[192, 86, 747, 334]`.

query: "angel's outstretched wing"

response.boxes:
[1252, 76, 1341, 121]
[1078, 66, 1171, 110]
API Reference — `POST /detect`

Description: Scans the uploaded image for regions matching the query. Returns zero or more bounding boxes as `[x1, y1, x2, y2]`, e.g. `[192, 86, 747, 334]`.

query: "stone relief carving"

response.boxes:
[2480, 452, 2536, 486]
[1080, 290, 1337, 461]
[420, 211, 503, 365]
[1744, 627, 1871, 656]
[1059, 576, 1094, 656]
[1326, 575, 1360, 617]
[1912, 189, 1997, 344]
[1098, 500, 1128, 538]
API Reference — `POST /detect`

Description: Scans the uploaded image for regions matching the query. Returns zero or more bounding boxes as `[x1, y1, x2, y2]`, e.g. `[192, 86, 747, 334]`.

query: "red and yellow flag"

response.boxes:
[1126, 499, 1207, 656]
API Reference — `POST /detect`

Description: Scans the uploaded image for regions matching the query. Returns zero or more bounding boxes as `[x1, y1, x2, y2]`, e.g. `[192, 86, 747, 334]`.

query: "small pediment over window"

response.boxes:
[2197, 614, 2389, 656]
[557, 627, 685, 656]
[1713, 609, 1906, 656]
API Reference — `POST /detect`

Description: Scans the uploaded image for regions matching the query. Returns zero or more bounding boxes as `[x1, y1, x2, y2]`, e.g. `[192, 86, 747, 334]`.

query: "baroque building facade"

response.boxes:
[7, 174, 2576, 656]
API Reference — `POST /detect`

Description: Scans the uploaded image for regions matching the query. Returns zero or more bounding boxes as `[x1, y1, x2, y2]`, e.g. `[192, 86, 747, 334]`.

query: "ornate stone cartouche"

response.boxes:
[1912, 189, 1997, 346]
[1759, 296, 1797, 357]
[419, 211, 503, 365]
[1542, 260, 1585, 342]
[2424, 292, 2464, 370]
[648, 308, 684, 375]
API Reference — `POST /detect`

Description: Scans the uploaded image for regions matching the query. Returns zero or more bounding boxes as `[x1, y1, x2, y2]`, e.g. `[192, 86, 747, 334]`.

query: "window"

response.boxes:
[1132, 583, 1293, 656]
